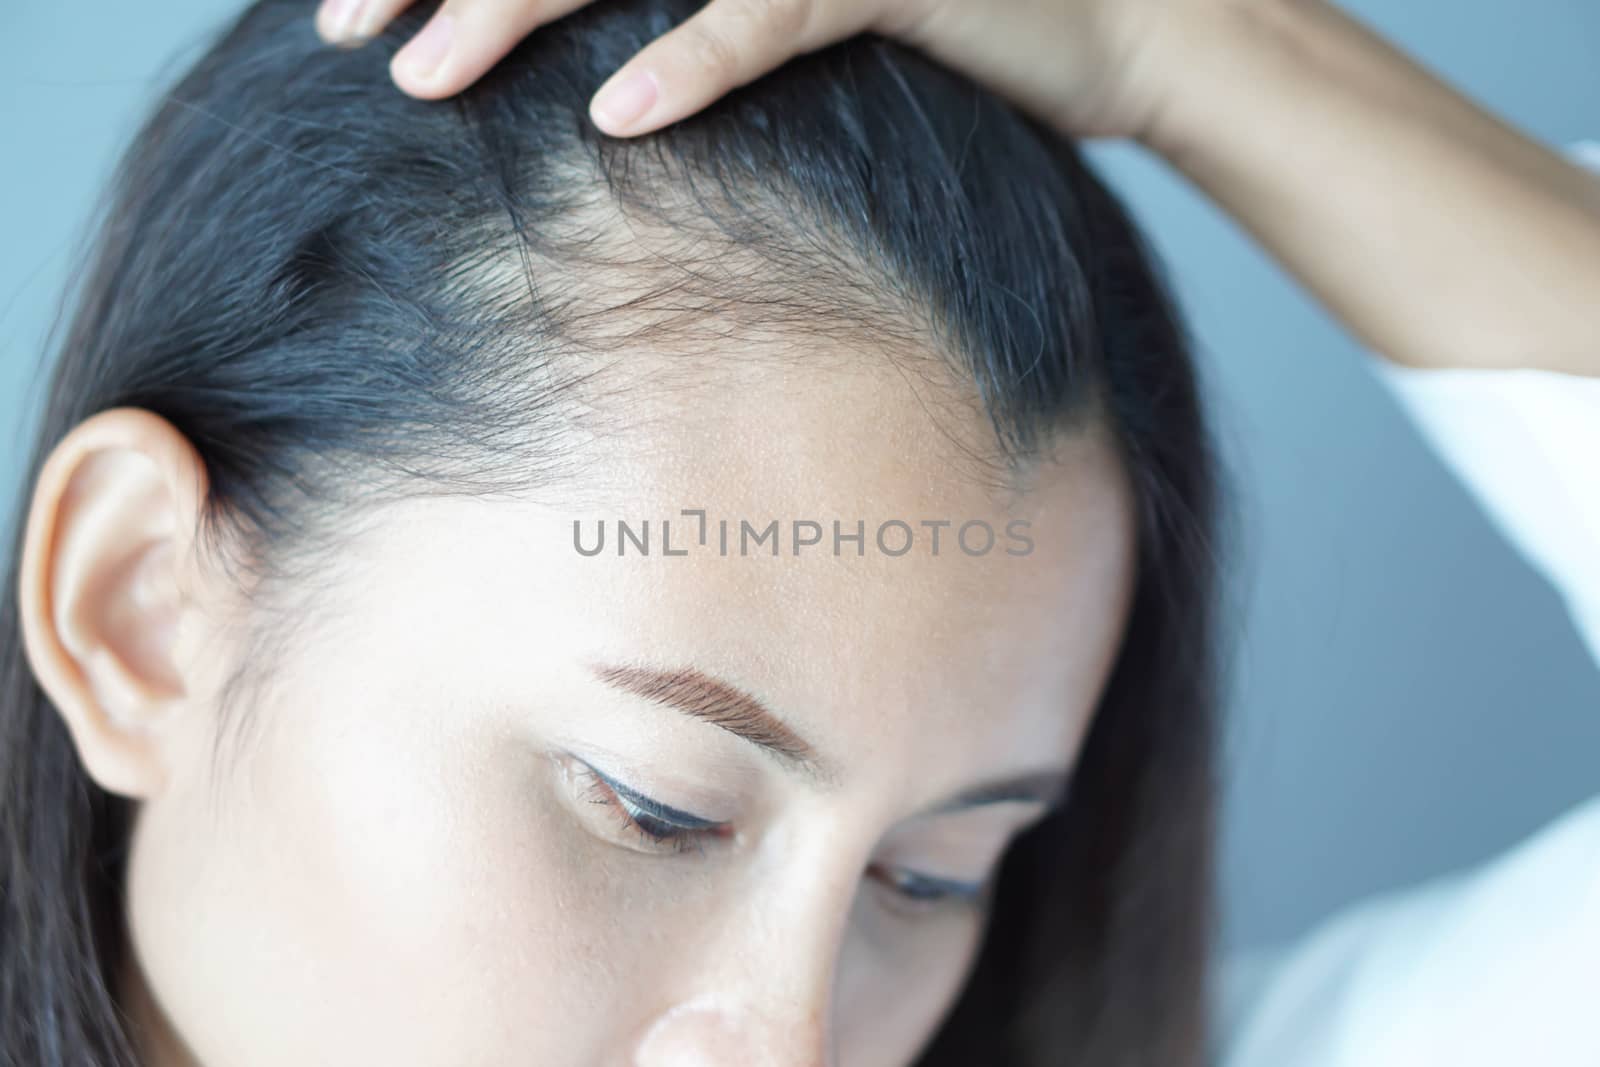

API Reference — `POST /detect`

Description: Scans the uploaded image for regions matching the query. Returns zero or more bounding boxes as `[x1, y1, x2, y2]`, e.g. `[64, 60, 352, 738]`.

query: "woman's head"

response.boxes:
[0, 1, 1226, 1064]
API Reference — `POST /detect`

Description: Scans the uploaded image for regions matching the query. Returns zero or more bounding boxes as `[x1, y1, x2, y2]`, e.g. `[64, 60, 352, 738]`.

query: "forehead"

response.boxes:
[329, 345, 1138, 800]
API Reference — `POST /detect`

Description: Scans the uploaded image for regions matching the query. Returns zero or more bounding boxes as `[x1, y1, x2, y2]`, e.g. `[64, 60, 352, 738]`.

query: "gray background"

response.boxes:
[3, 1, 1597, 955]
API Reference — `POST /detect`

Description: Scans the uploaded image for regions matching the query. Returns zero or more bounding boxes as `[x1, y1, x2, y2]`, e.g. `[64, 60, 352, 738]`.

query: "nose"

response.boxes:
[625, 835, 857, 1066]
[630, 995, 834, 1067]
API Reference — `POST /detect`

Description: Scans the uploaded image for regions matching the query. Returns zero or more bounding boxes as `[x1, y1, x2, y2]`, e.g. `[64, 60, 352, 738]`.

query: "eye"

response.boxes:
[566, 757, 731, 857]
[867, 862, 992, 913]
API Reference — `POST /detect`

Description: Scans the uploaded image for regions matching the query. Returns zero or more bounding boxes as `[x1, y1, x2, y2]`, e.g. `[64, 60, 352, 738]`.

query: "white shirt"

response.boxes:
[1219, 140, 1600, 1066]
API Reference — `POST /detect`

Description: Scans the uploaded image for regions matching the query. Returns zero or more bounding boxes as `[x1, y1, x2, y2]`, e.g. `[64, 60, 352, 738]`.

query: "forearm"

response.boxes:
[1139, 0, 1600, 376]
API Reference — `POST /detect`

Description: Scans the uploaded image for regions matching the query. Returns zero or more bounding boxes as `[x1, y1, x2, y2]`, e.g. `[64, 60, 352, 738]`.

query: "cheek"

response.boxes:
[125, 677, 633, 1066]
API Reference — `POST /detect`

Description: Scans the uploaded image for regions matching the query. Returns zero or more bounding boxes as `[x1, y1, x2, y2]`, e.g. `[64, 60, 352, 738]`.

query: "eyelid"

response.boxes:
[587, 761, 723, 832]
[869, 863, 994, 914]
[555, 751, 733, 858]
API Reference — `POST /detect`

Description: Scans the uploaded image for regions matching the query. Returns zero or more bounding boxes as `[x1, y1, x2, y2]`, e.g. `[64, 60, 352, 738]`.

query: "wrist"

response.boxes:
[1129, 0, 1308, 158]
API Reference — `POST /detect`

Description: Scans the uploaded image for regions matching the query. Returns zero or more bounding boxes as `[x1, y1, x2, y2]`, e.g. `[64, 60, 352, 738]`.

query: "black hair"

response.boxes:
[0, 1, 1231, 1063]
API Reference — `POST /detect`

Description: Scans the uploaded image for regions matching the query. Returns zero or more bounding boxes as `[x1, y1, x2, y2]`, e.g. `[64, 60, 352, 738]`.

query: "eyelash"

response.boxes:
[574, 762, 728, 857]
[868, 865, 991, 911]
[572, 760, 991, 908]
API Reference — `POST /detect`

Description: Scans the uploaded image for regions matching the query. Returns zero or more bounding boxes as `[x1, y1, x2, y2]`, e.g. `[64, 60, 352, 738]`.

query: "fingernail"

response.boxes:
[317, 0, 365, 43]
[591, 70, 659, 132]
[395, 14, 455, 82]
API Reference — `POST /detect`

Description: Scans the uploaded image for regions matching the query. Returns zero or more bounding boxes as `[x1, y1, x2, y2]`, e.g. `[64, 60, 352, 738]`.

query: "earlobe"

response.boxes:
[17, 407, 212, 800]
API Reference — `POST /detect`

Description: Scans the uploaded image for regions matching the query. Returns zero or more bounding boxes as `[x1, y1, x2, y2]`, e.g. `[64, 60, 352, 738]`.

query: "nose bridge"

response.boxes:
[630, 994, 834, 1067]
[628, 859, 853, 1067]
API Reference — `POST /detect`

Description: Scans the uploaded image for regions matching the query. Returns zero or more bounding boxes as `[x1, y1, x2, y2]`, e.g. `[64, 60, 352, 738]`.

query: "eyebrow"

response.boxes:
[587, 661, 1072, 814]
[588, 661, 828, 777]
[923, 770, 1071, 815]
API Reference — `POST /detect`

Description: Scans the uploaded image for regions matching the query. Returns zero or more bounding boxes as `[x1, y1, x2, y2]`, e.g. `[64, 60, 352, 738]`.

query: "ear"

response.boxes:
[18, 407, 214, 799]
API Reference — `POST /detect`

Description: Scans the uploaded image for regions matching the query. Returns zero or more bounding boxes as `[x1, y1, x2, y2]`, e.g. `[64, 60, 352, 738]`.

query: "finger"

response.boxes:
[588, 0, 878, 137]
[388, 0, 595, 98]
[314, 0, 419, 47]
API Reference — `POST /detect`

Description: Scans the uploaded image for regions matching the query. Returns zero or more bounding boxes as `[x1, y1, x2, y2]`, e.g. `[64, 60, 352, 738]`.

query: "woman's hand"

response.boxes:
[313, 0, 1191, 141]
[315, 0, 1600, 375]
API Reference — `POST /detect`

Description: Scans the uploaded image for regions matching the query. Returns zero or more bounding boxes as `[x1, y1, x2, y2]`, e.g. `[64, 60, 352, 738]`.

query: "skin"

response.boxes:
[19, 346, 1138, 1065]
[316, 0, 1600, 378]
